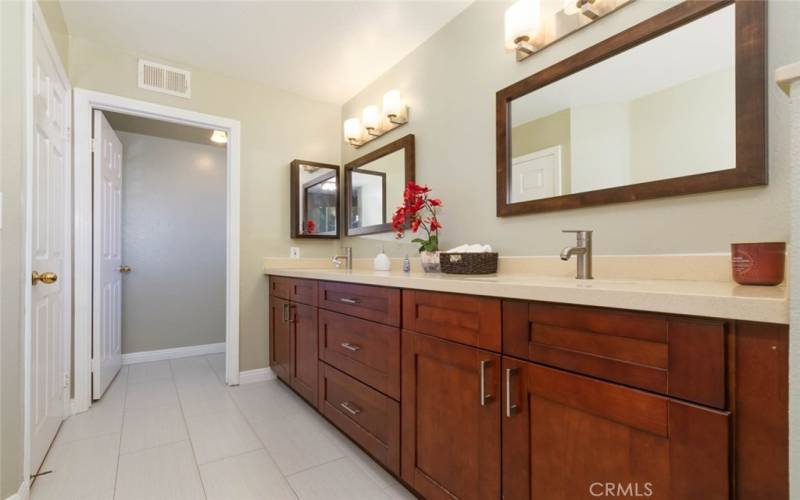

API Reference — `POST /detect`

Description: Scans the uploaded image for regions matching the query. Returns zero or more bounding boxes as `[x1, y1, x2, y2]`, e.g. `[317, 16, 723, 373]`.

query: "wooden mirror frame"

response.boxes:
[290, 159, 340, 239]
[496, 0, 766, 216]
[345, 134, 415, 236]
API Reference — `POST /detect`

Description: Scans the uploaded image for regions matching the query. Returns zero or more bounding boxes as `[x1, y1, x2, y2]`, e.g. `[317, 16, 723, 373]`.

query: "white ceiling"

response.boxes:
[61, 0, 472, 105]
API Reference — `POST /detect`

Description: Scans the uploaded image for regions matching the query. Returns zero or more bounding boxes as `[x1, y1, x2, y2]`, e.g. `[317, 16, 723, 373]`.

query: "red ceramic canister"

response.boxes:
[731, 242, 786, 286]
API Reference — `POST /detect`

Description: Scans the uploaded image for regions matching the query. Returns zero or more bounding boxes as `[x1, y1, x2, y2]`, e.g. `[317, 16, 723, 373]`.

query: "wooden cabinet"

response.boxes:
[269, 296, 292, 383]
[269, 279, 318, 406]
[318, 363, 400, 474]
[401, 330, 501, 500]
[319, 281, 401, 326]
[290, 302, 318, 405]
[502, 357, 730, 500]
[403, 290, 501, 351]
[503, 300, 727, 409]
[318, 310, 400, 399]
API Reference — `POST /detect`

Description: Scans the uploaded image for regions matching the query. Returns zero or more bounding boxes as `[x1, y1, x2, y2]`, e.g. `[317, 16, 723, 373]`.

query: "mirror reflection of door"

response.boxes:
[350, 170, 386, 229]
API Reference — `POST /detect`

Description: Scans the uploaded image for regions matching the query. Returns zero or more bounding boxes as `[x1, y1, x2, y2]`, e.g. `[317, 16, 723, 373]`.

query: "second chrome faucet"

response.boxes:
[560, 230, 593, 280]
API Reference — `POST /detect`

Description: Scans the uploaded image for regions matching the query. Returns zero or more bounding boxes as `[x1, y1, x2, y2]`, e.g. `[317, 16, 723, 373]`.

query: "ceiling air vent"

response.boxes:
[137, 59, 191, 98]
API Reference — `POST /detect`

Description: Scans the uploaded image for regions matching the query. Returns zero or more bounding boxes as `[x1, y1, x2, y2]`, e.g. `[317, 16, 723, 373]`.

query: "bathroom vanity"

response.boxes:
[266, 269, 788, 500]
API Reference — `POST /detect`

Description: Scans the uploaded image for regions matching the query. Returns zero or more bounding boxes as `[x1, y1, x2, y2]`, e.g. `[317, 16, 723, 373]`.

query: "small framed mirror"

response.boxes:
[496, 0, 765, 216]
[290, 160, 340, 238]
[345, 134, 415, 236]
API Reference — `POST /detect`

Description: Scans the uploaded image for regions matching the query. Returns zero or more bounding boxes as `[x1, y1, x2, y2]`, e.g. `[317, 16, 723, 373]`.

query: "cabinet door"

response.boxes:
[502, 357, 730, 500]
[290, 302, 318, 405]
[402, 331, 501, 500]
[269, 296, 292, 383]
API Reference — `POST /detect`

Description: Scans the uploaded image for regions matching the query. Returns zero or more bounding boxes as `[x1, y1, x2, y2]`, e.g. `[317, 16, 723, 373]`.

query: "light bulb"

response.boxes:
[504, 0, 541, 50]
[343, 118, 362, 142]
[383, 90, 403, 118]
[210, 130, 228, 144]
[362, 105, 381, 131]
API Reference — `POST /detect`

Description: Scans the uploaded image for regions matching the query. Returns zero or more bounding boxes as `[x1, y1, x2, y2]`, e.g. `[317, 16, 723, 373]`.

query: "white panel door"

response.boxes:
[509, 145, 562, 203]
[30, 20, 69, 474]
[92, 111, 123, 399]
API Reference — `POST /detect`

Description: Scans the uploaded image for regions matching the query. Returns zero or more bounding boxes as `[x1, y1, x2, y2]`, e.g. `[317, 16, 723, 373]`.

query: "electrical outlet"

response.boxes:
[289, 247, 300, 259]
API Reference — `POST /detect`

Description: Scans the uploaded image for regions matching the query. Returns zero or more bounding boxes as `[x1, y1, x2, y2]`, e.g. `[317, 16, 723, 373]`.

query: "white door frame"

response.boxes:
[72, 89, 241, 413]
[22, 0, 73, 494]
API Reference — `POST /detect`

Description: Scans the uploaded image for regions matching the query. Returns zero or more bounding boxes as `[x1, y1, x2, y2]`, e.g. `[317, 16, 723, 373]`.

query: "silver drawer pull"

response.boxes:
[506, 368, 519, 417]
[340, 342, 361, 352]
[339, 401, 361, 416]
[480, 359, 493, 406]
[339, 297, 360, 304]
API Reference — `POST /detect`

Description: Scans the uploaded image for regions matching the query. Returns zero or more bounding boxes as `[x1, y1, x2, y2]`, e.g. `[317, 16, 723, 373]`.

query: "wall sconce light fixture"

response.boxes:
[506, 0, 632, 62]
[505, 0, 542, 61]
[343, 90, 409, 148]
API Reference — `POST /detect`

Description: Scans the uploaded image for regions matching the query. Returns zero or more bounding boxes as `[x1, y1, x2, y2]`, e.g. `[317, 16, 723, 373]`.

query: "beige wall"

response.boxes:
[68, 36, 342, 372]
[511, 109, 571, 194]
[118, 131, 226, 354]
[341, 0, 799, 258]
[37, 0, 69, 69]
[630, 67, 736, 183]
[1, 2, 27, 497]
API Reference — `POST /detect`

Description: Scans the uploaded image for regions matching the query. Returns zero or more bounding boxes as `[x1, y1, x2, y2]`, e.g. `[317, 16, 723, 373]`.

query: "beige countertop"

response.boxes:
[263, 266, 788, 325]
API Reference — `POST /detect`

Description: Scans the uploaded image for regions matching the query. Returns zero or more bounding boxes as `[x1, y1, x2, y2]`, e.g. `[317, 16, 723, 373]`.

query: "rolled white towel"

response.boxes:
[446, 244, 493, 253]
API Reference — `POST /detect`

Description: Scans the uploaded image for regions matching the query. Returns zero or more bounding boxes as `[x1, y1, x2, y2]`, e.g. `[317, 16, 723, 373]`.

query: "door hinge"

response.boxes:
[91, 138, 96, 153]
[64, 373, 70, 389]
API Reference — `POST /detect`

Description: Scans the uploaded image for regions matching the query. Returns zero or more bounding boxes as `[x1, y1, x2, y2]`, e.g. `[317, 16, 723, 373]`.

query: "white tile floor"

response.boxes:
[31, 354, 416, 500]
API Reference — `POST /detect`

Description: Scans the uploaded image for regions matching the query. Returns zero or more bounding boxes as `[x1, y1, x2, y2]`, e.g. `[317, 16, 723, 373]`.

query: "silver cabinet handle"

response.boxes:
[339, 297, 360, 304]
[287, 304, 296, 323]
[506, 368, 519, 417]
[480, 359, 493, 406]
[339, 401, 361, 415]
[281, 303, 289, 322]
[340, 342, 361, 352]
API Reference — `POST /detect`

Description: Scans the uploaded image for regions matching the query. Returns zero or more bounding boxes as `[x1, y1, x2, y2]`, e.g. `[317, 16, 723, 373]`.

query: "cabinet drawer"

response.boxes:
[318, 362, 400, 475]
[403, 290, 501, 352]
[503, 300, 727, 409]
[269, 276, 317, 306]
[319, 310, 400, 399]
[318, 281, 400, 326]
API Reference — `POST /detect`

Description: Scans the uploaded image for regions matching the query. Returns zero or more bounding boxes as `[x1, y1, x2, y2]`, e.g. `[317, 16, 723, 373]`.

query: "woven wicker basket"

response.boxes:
[439, 252, 498, 275]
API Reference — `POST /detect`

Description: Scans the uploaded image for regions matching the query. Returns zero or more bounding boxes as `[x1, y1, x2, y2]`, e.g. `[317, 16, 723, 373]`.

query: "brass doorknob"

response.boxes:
[31, 271, 58, 285]
[119, 265, 132, 273]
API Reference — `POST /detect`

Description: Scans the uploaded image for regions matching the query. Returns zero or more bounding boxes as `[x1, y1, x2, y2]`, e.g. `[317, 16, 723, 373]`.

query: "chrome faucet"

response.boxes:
[560, 230, 593, 280]
[332, 247, 352, 270]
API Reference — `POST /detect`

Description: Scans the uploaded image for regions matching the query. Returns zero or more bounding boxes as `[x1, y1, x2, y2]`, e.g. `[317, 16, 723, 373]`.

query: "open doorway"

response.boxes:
[90, 111, 229, 398]
[73, 90, 241, 412]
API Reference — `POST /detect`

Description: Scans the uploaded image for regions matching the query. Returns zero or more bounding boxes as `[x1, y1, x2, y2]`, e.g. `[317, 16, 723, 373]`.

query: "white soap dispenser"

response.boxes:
[374, 245, 391, 271]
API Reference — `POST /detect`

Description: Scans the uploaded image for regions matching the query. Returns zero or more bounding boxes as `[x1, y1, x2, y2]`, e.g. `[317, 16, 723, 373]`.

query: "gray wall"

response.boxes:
[341, 0, 800, 258]
[118, 131, 226, 354]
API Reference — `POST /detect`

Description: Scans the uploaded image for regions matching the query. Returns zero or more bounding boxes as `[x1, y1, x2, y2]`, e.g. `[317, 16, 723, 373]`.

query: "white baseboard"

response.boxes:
[6, 479, 28, 500]
[122, 342, 225, 365]
[238, 367, 276, 385]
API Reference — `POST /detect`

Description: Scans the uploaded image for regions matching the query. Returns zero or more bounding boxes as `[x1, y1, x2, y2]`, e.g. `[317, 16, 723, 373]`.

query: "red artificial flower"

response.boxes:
[305, 220, 316, 234]
[429, 218, 443, 231]
[429, 198, 442, 207]
[411, 217, 422, 232]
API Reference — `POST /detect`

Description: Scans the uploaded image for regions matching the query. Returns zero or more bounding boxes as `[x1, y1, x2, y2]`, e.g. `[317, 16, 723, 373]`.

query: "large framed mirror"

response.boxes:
[496, 0, 765, 216]
[345, 134, 415, 236]
[290, 160, 340, 238]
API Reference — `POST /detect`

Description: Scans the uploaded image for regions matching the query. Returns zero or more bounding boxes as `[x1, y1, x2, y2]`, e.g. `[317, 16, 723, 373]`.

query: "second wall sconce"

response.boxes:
[343, 90, 408, 148]
[505, 0, 633, 62]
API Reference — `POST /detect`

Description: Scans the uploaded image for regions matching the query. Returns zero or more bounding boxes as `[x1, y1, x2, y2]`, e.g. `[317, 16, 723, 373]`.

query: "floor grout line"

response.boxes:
[170, 359, 210, 500]
[111, 368, 130, 500]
